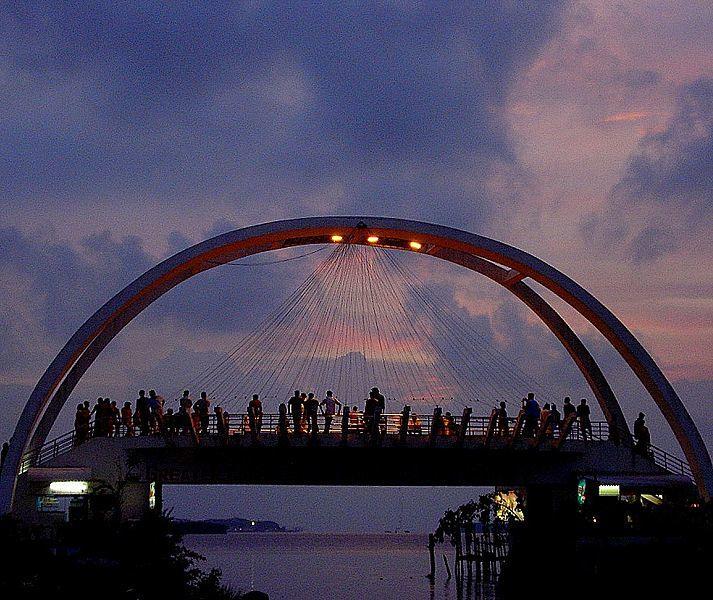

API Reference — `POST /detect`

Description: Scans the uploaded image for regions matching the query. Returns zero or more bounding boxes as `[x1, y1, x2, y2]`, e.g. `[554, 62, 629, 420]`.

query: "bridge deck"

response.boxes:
[21, 413, 693, 482]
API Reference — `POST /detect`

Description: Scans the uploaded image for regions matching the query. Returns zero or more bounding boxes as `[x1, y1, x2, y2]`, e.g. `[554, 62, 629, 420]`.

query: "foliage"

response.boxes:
[0, 512, 243, 600]
[433, 491, 523, 547]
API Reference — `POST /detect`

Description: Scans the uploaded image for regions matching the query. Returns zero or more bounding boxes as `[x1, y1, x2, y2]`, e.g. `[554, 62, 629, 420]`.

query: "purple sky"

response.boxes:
[1, 1, 712, 530]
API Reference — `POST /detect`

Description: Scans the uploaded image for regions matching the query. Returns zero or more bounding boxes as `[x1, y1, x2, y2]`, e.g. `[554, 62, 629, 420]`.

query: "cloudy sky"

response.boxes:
[2, 1, 711, 531]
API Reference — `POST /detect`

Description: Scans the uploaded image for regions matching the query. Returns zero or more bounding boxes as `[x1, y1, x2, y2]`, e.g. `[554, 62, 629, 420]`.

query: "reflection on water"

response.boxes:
[184, 532, 496, 600]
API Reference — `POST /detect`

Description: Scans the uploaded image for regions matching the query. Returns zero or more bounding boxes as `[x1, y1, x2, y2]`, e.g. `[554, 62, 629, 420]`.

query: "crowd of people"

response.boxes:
[70, 387, 652, 454]
[74, 389, 231, 444]
[491, 393, 593, 440]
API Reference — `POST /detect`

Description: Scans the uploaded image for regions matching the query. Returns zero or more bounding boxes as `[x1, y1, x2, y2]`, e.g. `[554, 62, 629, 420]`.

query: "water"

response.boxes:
[184, 532, 496, 599]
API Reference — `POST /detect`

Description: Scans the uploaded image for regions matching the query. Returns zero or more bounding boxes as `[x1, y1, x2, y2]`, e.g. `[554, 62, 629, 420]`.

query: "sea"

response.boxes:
[184, 532, 496, 600]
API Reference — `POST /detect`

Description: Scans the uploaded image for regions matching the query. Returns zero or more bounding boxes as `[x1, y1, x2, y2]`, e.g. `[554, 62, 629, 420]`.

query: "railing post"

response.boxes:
[507, 409, 525, 448]
[483, 408, 497, 448]
[458, 407, 472, 447]
[341, 406, 350, 445]
[429, 407, 442, 446]
[553, 413, 577, 450]
[399, 405, 411, 444]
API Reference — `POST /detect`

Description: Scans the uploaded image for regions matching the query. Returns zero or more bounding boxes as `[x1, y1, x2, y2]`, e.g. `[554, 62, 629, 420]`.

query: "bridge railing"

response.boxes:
[19, 412, 694, 482]
[579, 420, 694, 481]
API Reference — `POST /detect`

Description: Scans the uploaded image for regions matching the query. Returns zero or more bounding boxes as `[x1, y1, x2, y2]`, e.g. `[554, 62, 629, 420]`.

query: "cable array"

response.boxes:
[176, 243, 568, 414]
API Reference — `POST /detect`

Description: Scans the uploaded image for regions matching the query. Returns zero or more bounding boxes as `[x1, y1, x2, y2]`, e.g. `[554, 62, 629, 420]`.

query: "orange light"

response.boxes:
[331, 235, 343, 242]
[367, 236, 379, 244]
[409, 241, 422, 250]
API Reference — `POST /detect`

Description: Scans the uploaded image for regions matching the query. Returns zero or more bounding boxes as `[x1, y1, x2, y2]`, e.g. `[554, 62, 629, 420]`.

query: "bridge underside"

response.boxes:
[13, 433, 690, 524]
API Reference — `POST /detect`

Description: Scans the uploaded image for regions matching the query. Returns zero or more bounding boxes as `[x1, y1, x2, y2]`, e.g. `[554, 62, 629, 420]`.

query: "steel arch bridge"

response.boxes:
[1, 216, 711, 511]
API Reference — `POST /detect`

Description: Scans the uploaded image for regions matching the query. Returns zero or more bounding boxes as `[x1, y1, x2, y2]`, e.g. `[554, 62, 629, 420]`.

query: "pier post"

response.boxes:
[428, 533, 436, 579]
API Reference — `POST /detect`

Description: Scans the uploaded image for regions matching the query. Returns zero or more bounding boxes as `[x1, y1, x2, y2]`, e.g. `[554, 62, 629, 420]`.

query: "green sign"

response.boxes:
[577, 478, 587, 506]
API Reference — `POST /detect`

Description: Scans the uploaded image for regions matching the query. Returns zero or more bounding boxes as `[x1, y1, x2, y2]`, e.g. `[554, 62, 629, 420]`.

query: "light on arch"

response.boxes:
[330, 235, 343, 242]
[409, 241, 422, 250]
[367, 236, 379, 244]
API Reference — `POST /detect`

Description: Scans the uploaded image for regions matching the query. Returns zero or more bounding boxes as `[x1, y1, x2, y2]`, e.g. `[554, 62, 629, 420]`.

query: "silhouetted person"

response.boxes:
[539, 403, 551, 437]
[214, 406, 226, 438]
[638, 424, 651, 457]
[222, 410, 231, 435]
[75, 403, 90, 444]
[550, 403, 561, 436]
[497, 402, 509, 436]
[372, 387, 385, 411]
[194, 391, 211, 435]
[634, 412, 645, 439]
[109, 400, 119, 436]
[577, 398, 592, 440]
[178, 390, 193, 434]
[277, 403, 289, 442]
[372, 387, 385, 435]
[562, 396, 575, 420]
[364, 391, 377, 434]
[305, 392, 319, 435]
[444, 412, 457, 436]
[524, 393, 540, 437]
[320, 390, 341, 433]
[431, 406, 444, 437]
[0, 441, 8, 470]
[288, 390, 303, 434]
[350, 405, 361, 432]
[148, 390, 163, 433]
[248, 394, 263, 438]
[634, 412, 651, 455]
[136, 390, 150, 435]
[121, 401, 134, 437]
[90, 397, 103, 436]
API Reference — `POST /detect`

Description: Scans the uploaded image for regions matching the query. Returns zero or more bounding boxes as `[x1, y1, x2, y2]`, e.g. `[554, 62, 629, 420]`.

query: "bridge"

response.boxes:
[12, 411, 693, 522]
[1, 217, 710, 524]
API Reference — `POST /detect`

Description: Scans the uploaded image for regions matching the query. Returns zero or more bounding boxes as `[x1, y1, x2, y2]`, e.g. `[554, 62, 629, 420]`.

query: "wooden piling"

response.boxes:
[428, 533, 436, 579]
[443, 553, 452, 580]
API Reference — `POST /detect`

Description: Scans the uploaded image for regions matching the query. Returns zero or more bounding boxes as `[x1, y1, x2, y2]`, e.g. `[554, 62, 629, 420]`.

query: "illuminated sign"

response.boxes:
[598, 484, 620, 497]
[36, 495, 60, 511]
[49, 481, 88, 495]
[149, 482, 156, 509]
[577, 478, 587, 505]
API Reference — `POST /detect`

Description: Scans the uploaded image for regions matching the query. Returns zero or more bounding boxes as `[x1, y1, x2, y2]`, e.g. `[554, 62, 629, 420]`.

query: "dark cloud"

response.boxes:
[0, 226, 153, 338]
[1, 1, 565, 228]
[582, 78, 713, 261]
[0, 224, 324, 347]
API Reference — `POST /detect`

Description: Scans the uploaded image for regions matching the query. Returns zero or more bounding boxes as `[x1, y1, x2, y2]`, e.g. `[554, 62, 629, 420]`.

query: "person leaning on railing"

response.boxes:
[74, 403, 90, 445]
[633, 412, 652, 457]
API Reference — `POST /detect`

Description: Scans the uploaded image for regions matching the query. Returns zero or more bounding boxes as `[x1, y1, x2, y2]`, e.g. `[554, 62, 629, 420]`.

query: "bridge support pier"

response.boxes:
[525, 483, 578, 532]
